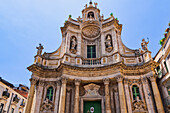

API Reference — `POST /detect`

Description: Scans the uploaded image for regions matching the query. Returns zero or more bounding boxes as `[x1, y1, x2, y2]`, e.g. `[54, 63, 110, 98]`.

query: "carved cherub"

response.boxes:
[141, 38, 149, 51]
[36, 43, 44, 55]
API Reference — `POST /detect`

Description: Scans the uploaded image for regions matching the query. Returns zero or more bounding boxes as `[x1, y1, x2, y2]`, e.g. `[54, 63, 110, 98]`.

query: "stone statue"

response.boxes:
[70, 37, 77, 50]
[70, 37, 77, 54]
[40, 98, 53, 111]
[36, 43, 44, 55]
[94, 2, 98, 8]
[133, 96, 146, 111]
[105, 35, 113, 52]
[141, 38, 149, 51]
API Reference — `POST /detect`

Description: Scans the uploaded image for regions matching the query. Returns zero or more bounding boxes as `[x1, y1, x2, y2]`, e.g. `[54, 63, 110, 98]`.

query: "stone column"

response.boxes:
[25, 78, 37, 113]
[34, 80, 44, 113]
[141, 77, 154, 113]
[124, 79, 132, 113]
[116, 76, 127, 113]
[103, 78, 112, 113]
[58, 77, 67, 113]
[66, 87, 71, 113]
[54, 82, 61, 113]
[113, 87, 120, 113]
[149, 76, 165, 113]
[74, 79, 81, 113]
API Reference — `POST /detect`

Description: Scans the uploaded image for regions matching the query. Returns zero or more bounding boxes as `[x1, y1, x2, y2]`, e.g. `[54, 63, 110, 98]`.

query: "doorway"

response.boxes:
[84, 101, 101, 113]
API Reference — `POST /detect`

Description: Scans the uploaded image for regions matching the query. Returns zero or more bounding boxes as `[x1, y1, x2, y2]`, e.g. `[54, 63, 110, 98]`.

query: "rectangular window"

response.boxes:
[11, 108, 14, 113]
[0, 103, 4, 113]
[87, 45, 96, 58]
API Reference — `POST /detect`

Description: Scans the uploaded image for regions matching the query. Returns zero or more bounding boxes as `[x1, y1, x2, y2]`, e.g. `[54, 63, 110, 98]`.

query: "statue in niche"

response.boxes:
[70, 36, 77, 54]
[36, 43, 44, 55]
[141, 38, 149, 51]
[105, 35, 113, 52]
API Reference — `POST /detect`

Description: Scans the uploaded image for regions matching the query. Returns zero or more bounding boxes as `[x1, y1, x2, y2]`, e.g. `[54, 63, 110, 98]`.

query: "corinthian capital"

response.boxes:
[148, 75, 156, 82]
[38, 80, 45, 86]
[61, 77, 68, 84]
[30, 78, 38, 85]
[116, 75, 123, 82]
[75, 79, 81, 86]
[103, 78, 110, 85]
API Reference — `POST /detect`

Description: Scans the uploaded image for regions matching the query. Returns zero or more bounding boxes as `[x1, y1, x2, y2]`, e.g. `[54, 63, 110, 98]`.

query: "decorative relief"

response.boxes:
[128, 79, 142, 86]
[125, 58, 136, 64]
[132, 96, 147, 112]
[82, 25, 100, 38]
[40, 98, 54, 112]
[70, 36, 77, 54]
[83, 83, 101, 96]
[105, 34, 113, 52]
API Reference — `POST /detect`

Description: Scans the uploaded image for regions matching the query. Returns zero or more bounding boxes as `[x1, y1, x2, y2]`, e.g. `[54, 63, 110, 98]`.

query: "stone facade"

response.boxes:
[26, 2, 165, 113]
[154, 24, 170, 113]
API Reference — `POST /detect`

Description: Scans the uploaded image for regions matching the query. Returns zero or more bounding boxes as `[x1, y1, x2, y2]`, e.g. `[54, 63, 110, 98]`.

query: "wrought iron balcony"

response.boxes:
[82, 58, 101, 65]
[2, 90, 10, 99]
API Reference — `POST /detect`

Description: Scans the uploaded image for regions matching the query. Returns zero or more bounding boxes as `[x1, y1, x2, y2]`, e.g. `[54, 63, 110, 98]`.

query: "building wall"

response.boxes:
[0, 82, 27, 113]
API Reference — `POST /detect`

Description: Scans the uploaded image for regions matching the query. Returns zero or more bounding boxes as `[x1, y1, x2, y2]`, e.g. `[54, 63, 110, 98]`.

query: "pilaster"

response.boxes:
[103, 78, 112, 113]
[149, 75, 165, 113]
[116, 76, 127, 113]
[58, 77, 67, 113]
[74, 79, 81, 113]
[34, 80, 44, 113]
[25, 78, 38, 113]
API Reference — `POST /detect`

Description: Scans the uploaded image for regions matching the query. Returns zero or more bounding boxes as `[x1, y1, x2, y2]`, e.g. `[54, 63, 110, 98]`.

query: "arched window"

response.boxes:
[132, 85, 141, 100]
[87, 12, 94, 18]
[46, 87, 53, 101]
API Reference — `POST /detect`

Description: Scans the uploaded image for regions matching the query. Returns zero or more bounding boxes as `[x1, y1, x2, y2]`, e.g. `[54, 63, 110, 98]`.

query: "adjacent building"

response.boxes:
[26, 2, 166, 113]
[154, 24, 170, 112]
[0, 77, 28, 113]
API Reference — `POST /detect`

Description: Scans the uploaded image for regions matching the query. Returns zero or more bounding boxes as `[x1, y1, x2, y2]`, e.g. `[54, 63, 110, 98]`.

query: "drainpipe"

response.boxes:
[7, 93, 14, 113]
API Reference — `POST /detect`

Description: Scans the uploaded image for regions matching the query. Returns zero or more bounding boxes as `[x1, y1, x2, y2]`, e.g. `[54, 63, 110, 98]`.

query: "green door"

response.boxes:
[84, 101, 101, 113]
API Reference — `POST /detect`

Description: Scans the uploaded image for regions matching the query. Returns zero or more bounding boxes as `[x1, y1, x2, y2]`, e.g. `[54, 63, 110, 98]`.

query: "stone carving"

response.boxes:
[70, 36, 77, 54]
[83, 83, 100, 96]
[105, 35, 113, 52]
[40, 98, 54, 112]
[82, 25, 100, 38]
[133, 96, 146, 112]
[36, 43, 44, 55]
[141, 38, 149, 51]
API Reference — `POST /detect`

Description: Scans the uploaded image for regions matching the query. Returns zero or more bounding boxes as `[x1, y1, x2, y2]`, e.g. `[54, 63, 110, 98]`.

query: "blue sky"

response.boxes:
[0, 0, 170, 86]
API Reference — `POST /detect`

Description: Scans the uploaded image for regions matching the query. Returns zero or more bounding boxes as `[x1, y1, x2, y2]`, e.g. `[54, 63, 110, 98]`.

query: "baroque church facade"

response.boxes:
[25, 2, 165, 113]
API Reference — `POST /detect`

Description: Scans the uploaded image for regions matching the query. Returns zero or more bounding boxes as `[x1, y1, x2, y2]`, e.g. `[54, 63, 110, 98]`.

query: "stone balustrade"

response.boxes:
[82, 58, 101, 65]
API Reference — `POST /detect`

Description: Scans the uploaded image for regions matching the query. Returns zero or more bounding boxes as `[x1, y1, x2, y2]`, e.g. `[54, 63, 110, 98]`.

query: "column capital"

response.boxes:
[75, 79, 81, 86]
[116, 75, 123, 82]
[123, 78, 129, 84]
[148, 75, 156, 82]
[103, 78, 110, 85]
[38, 80, 45, 86]
[141, 77, 148, 83]
[61, 77, 68, 84]
[30, 78, 38, 85]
